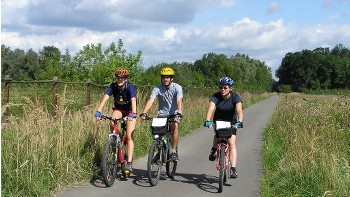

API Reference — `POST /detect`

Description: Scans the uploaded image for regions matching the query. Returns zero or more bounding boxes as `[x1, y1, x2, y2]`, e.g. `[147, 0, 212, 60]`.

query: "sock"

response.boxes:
[172, 149, 177, 153]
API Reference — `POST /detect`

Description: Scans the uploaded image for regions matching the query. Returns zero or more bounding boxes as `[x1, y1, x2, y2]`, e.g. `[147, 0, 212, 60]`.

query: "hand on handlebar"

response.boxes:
[127, 113, 137, 121]
[174, 113, 183, 123]
[234, 121, 243, 128]
[204, 120, 213, 128]
[140, 113, 148, 120]
[95, 111, 103, 120]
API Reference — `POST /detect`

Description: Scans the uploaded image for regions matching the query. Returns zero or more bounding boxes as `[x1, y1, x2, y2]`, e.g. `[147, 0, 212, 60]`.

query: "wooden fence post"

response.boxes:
[86, 80, 91, 106]
[52, 76, 58, 116]
[3, 75, 12, 118]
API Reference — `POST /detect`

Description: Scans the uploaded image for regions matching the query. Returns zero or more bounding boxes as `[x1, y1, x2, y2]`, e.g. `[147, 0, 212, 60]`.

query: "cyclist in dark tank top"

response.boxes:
[204, 77, 244, 178]
[95, 68, 138, 174]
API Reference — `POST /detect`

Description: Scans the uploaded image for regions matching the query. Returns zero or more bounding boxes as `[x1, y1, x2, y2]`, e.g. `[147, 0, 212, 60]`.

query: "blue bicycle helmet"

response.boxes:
[219, 77, 234, 86]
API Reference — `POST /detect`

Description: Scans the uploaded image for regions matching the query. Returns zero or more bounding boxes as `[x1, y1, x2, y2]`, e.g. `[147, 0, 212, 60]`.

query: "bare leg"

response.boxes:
[126, 118, 136, 163]
[228, 135, 237, 167]
[171, 122, 179, 150]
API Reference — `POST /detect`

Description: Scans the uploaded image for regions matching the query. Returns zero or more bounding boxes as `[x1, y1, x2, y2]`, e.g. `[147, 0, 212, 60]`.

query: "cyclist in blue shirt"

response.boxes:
[140, 67, 183, 161]
[95, 68, 137, 173]
[204, 77, 243, 178]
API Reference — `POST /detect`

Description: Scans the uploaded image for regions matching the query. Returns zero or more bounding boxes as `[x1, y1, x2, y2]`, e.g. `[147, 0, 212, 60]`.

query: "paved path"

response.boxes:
[56, 96, 279, 197]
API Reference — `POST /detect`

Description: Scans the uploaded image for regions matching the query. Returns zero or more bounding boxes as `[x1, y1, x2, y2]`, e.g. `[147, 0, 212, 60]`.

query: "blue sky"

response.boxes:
[1, 0, 350, 79]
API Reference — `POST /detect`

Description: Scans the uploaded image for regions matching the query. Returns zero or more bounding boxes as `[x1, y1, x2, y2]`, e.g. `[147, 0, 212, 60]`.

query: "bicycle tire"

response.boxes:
[147, 141, 163, 186]
[224, 152, 231, 183]
[166, 148, 177, 178]
[218, 145, 225, 193]
[102, 140, 117, 187]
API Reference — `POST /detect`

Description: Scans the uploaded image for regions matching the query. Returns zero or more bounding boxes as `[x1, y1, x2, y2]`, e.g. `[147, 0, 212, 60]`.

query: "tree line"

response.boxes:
[3, 38, 348, 92]
[1, 39, 273, 91]
[276, 44, 350, 92]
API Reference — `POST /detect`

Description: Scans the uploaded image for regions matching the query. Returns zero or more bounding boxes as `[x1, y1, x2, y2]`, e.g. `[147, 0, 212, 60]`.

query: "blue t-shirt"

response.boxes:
[210, 91, 242, 123]
[105, 82, 136, 111]
[150, 82, 183, 117]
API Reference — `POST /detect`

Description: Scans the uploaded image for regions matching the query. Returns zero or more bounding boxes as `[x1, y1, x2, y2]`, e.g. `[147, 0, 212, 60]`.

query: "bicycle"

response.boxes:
[212, 121, 240, 193]
[143, 115, 178, 186]
[100, 114, 130, 187]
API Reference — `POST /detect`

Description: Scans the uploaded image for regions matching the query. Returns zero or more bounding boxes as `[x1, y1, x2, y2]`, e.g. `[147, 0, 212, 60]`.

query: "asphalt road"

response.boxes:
[56, 96, 279, 197]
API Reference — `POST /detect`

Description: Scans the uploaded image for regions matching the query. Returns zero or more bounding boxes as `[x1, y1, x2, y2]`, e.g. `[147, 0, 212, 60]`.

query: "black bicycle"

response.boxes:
[143, 116, 178, 186]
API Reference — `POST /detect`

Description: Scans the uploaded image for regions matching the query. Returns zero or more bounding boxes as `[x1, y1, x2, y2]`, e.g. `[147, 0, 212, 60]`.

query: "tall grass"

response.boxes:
[1, 86, 273, 196]
[262, 94, 350, 196]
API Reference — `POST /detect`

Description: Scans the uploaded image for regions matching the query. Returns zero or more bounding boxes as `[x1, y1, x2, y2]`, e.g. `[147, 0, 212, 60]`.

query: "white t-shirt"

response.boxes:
[150, 82, 183, 117]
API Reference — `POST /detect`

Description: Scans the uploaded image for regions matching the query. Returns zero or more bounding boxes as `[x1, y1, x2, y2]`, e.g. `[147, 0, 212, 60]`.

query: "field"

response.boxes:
[262, 93, 350, 196]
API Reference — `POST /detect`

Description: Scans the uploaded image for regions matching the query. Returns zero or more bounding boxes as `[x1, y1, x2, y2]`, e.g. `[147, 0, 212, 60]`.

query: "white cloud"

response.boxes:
[2, 0, 350, 79]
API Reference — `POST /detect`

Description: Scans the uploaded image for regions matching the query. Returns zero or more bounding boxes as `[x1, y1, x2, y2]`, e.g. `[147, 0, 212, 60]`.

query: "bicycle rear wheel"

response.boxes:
[218, 145, 225, 193]
[102, 140, 117, 187]
[166, 148, 177, 179]
[147, 141, 163, 186]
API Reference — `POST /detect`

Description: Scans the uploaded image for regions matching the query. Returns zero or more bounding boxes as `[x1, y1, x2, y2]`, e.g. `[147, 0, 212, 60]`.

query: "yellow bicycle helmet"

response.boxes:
[160, 67, 175, 76]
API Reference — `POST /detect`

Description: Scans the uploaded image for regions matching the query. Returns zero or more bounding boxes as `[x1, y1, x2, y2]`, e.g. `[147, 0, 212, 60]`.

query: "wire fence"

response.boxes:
[1, 75, 218, 118]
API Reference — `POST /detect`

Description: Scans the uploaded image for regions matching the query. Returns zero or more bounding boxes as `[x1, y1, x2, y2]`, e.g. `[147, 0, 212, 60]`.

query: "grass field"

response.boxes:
[262, 93, 350, 196]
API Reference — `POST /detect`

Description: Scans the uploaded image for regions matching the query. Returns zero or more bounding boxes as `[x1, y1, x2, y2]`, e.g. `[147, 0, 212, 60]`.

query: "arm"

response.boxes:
[205, 101, 216, 121]
[176, 97, 183, 114]
[96, 94, 110, 120]
[142, 98, 155, 115]
[131, 97, 137, 114]
[235, 102, 243, 122]
[97, 94, 110, 113]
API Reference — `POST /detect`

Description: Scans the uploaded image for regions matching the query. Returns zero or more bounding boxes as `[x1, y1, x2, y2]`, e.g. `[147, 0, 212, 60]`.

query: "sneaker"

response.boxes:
[230, 167, 238, 178]
[170, 152, 179, 161]
[209, 147, 217, 161]
[124, 162, 133, 173]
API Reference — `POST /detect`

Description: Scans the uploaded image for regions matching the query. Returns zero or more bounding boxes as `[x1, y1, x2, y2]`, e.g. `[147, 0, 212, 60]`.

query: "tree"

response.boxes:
[276, 44, 350, 91]
[36, 46, 62, 80]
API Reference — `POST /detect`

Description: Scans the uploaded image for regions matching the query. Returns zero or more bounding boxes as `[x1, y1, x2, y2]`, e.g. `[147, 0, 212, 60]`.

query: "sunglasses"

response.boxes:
[116, 76, 127, 79]
[219, 86, 229, 90]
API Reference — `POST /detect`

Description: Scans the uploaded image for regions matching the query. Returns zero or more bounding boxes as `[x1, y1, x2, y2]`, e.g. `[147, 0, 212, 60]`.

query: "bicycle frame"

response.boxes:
[216, 139, 230, 170]
[108, 118, 127, 166]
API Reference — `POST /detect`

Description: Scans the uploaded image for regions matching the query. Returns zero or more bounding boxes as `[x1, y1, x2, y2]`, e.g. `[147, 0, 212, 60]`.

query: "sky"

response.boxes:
[1, 0, 350, 79]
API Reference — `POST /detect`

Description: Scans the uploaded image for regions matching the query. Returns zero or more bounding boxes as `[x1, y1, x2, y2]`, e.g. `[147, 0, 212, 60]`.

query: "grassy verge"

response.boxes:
[1, 88, 273, 196]
[261, 94, 350, 196]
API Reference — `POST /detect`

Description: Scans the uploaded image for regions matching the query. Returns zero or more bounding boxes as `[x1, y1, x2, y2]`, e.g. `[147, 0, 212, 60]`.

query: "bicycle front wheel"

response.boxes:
[147, 141, 163, 186]
[218, 145, 225, 193]
[102, 140, 117, 187]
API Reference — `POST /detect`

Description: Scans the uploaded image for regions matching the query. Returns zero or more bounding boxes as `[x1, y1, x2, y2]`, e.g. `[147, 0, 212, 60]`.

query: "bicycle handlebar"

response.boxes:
[141, 114, 178, 123]
[100, 115, 127, 124]
[211, 123, 242, 129]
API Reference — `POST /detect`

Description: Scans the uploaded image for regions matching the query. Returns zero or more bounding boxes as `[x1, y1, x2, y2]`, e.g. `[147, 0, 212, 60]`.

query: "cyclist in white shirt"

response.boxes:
[140, 67, 183, 161]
